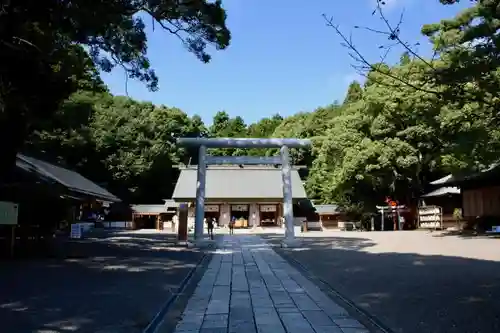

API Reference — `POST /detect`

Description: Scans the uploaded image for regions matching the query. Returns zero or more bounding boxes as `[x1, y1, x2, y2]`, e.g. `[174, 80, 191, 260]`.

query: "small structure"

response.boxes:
[418, 205, 443, 230]
[376, 204, 409, 231]
[431, 166, 500, 219]
[313, 204, 343, 229]
[420, 186, 461, 229]
[1, 154, 120, 256]
[130, 200, 178, 230]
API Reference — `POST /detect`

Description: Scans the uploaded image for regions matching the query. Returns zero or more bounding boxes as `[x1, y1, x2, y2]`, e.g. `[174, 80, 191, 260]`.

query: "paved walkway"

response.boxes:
[174, 235, 370, 333]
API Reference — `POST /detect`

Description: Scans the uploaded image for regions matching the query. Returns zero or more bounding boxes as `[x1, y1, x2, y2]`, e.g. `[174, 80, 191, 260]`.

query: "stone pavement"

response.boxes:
[174, 235, 370, 333]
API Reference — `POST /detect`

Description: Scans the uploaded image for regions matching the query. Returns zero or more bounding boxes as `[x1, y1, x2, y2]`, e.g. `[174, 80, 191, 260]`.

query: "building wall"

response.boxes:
[320, 214, 342, 228]
[177, 200, 308, 227]
[463, 186, 500, 217]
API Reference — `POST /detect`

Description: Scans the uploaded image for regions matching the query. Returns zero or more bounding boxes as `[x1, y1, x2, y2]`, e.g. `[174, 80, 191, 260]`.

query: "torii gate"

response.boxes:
[177, 137, 312, 246]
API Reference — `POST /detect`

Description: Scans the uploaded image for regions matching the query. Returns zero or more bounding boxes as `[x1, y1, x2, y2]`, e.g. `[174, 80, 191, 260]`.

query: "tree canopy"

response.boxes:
[8, 0, 500, 213]
[0, 0, 230, 180]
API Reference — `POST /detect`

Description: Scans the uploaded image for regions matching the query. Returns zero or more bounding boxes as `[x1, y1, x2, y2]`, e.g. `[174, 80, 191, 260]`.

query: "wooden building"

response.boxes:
[432, 164, 500, 230]
[313, 204, 343, 229]
[0, 154, 120, 257]
[460, 166, 500, 219]
[130, 201, 178, 230]
[172, 165, 308, 228]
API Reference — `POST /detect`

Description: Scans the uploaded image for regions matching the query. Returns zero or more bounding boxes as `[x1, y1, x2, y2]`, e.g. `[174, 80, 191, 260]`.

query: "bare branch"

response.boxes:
[140, 7, 187, 45]
[374, 0, 436, 71]
[323, 14, 441, 96]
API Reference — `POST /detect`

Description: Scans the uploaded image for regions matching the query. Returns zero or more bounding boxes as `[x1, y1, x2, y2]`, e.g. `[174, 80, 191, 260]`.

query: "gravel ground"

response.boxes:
[264, 230, 500, 333]
[0, 230, 206, 333]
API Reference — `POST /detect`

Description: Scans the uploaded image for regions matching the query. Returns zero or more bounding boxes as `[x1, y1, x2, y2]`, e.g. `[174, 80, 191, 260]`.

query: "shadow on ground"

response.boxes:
[432, 229, 500, 239]
[0, 230, 207, 333]
[263, 233, 500, 333]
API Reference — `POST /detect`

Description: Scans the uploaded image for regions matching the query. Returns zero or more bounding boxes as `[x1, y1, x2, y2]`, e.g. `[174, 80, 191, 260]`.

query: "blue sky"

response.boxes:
[101, 0, 471, 125]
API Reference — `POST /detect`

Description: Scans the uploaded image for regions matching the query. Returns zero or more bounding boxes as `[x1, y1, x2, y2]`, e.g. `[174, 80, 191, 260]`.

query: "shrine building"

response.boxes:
[172, 165, 308, 228]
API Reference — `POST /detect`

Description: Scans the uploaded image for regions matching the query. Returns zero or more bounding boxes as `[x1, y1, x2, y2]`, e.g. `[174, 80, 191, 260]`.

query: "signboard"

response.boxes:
[418, 206, 442, 229]
[0, 201, 19, 225]
[231, 205, 249, 212]
[70, 223, 82, 239]
[205, 205, 219, 212]
[260, 205, 277, 212]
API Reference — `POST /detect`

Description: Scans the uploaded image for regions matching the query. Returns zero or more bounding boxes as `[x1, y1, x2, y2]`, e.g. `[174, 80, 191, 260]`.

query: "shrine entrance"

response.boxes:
[176, 137, 311, 246]
[259, 204, 279, 227]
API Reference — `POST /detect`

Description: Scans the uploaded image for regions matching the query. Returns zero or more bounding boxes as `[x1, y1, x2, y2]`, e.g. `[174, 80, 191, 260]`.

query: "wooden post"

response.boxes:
[381, 209, 385, 231]
[178, 204, 188, 242]
[393, 208, 397, 231]
[10, 226, 15, 257]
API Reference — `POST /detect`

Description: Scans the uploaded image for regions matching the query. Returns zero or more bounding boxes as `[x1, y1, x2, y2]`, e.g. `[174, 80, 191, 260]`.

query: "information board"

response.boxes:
[418, 206, 443, 229]
[205, 205, 219, 212]
[0, 201, 19, 225]
[260, 205, 277, 212]
[231, 205, 249, 212]
[70, 223, 82, 239]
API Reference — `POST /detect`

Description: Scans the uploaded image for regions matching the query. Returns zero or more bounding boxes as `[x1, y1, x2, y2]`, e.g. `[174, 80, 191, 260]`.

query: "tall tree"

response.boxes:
[209, 111, 248, 156]
[90, 96, 205, 202]
[308, 61, 450, 212]
[343, 81, 363, 104]
[0, 0, 231, 181]
[421, 1, 500, 107]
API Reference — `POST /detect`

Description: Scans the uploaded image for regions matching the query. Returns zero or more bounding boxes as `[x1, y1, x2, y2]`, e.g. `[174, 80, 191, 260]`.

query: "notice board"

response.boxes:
[0, 201, 19, 225]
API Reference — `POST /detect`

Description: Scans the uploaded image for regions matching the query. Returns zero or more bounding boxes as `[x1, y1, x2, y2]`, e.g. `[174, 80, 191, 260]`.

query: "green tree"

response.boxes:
[308, 61, 450, 212]
[25, 91, 111, 176]
[421, 1, 500, 107]
[209, 111, 248, 156]
[343, 81, 363, 104]
[1, 0, 230, 180]
[89, 96, 205, 202]
[245, 114, 283, 156]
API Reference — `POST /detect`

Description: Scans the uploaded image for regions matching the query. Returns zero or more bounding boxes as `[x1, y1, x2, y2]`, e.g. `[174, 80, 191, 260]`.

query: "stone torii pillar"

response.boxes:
[280, 145, 294, 244]
[177, 138, 312, 246]
[194, 145, 207, 239]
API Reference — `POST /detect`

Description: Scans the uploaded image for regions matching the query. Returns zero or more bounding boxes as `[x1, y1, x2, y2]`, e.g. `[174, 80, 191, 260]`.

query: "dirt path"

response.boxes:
[0, 230, 206, 333]
[265, 231, 500, 333]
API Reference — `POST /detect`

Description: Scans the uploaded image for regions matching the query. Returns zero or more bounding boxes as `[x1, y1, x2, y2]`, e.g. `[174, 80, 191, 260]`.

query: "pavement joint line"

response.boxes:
[142, 244, 211, 333]
[279, 248, 394, 333]
[173, 234, 378, 333]
[249, 241, 309, 333]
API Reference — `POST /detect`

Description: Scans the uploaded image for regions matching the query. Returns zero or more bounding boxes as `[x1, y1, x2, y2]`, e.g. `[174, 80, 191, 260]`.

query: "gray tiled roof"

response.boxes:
[131, 204, 169, 214]
[429, 163, 500, 186]
[430, 174, 453, 185]
[163, 199, 180, 208]
[314, 204, 341, 214]
[16, 154, 120, 202]
[421, 186, 460, 197]
[172, 166, 307, 200]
